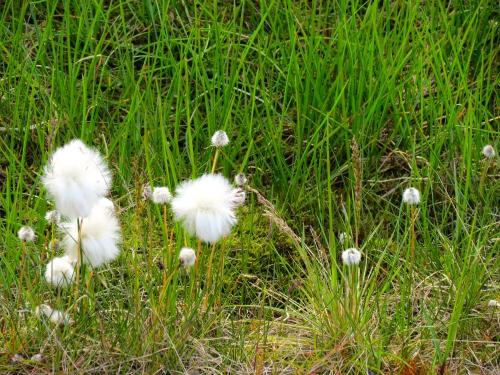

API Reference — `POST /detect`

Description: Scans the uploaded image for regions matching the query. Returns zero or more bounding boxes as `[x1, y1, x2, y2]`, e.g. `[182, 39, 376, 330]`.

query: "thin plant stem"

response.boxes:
[211, 148, 220, 174]
[203, 243, 217, 310]
[74, 218, 83, 297]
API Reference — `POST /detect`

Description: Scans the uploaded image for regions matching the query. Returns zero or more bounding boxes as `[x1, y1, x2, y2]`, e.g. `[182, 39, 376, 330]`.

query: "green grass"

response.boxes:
[1, 0, 498, 373]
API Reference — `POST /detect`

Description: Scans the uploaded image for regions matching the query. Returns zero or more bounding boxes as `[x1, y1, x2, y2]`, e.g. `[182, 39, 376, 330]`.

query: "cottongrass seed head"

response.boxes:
[172, 174, 238, 243]
[45, 210, 61, 225]
[44, 255, 75, 288]
[487, 299, 500, 308]
[482, 144, 495, 158]
[142, 183, 153, 200]
[42, 139, 112, 218]
[402, 187, 421, 205]
[211, 130, 229, 147]
[152, 186, 172, 204]
[234, 173, 247, 186]
[231, 188, 246, 207]
[342, 248, 362, 266]
[179, 247, 196, 268]
[62, 197, 121, 268]
[18, 226, 36, 242]
[35, 304, 72, 326]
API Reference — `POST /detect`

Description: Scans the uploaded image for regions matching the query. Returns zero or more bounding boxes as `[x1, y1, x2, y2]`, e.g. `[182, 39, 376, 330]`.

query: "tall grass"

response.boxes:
[1, 0, 498, 373]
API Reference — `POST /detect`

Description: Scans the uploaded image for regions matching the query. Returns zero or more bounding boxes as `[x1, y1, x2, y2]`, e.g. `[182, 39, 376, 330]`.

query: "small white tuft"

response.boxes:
[402, 187, 421, 205]
[45, 210, 61, 225]
[234, 173, 247, 186]
[172, 174, 238, 243]
[338, 232, 348, 246]
[482, 144, 495, 158]
[18, 226, 36, 242]
[152, 187, 172, 204]
[211, 130, 229, 147]
[142, 183, 153, 200]
[35, 304, 72, 326]
[44, 256, 75, 288]
[179, 247, 196, 268]
[61, 197, 121, 268]
[231, 188, 246, 208]
[42, 139, 112, 218]
[342, 248, 362, 266]
[30, 353, 43, 362]
[487, 299, 499, 308]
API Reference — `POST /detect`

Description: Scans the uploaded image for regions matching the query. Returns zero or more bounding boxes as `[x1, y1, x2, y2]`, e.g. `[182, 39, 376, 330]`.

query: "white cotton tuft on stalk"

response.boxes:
[482, 144, 495, 158]
[35, 304, 72, 326]
[172, 174, 239, 243]
[342, 248, 362, 266]
[18, 226, 36, 242]
[152, 186, 172, 204]
[211, 130, 229, 148]
[61, 197, 121, 268]
[234, 173, 247, 186]
[402, 187, 421, 205]
[44, 256, 75, 288]
[42, 139, 112, 218]
[179, 247, 196, 268]
[45, 210, 61, 225]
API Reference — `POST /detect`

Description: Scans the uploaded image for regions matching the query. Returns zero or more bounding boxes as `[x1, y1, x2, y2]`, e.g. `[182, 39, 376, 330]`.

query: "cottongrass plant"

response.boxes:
[42, 140, 118, 293]
[169, 129, 245, 310]
[342, 248, 362, 321]
[61, 197, 121, 268]
[18, 225, 36, 294]
[151, 186, 172, 258]
[210, 129, 229, 173]
[480, 144, 496, 194]
[403, 187, 420, 260]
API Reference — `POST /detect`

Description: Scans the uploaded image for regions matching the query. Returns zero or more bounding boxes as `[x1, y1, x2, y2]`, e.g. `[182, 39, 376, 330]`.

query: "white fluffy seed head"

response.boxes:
[18, 226, 36, 242]
[42, 139, 112, 218]
[44, 256, 75, 288]
[211, 130, 229, 147]
[61, 197, 121, 268]
[482, 144, 495, 158]
[487, 299, 499, 308]
[152, 187, 172, 204]
[179, 247, 196, 268]
[402, 187, 421, 205]
[35, 304, 72, 326]
[234, 173, 247, 186]
[172, 174, 237, 243]
[45, 210, 61, 225]
[342, 248, 362, 266]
